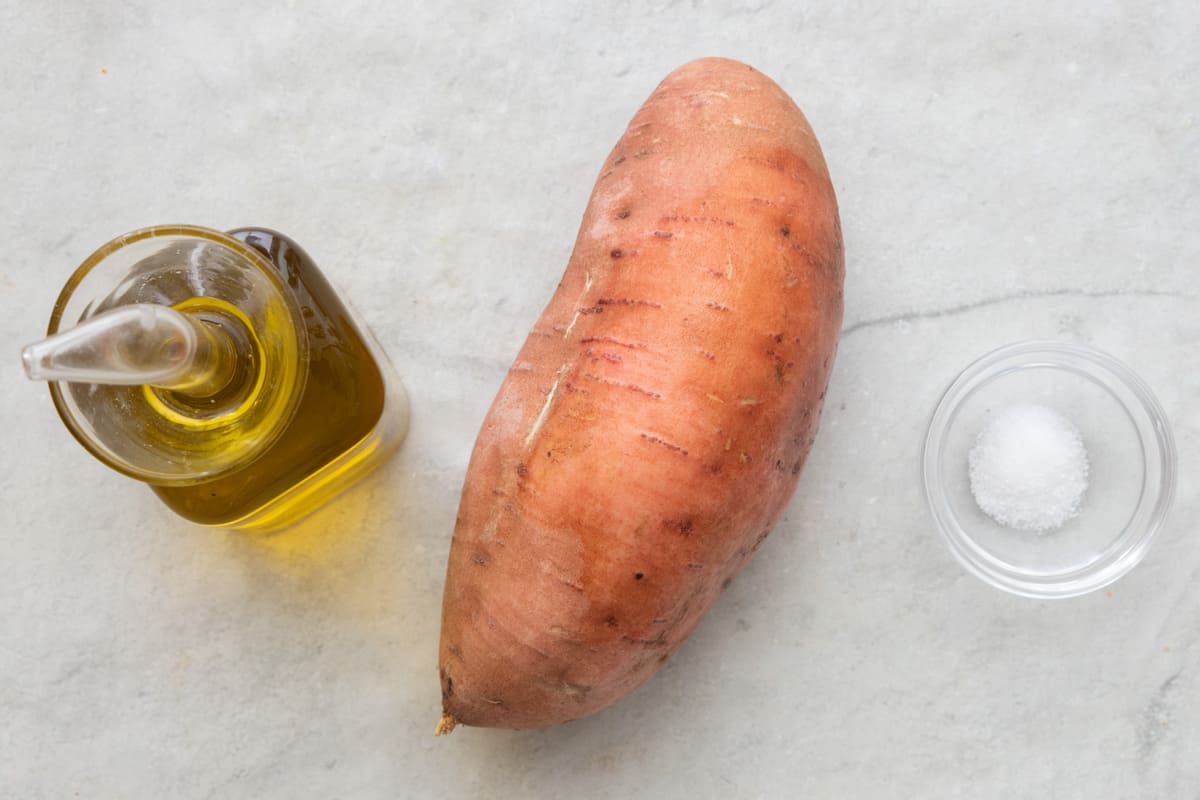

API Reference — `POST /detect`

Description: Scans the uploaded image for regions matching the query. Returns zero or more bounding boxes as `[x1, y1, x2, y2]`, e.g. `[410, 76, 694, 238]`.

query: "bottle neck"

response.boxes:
[40, 226, 308, 485]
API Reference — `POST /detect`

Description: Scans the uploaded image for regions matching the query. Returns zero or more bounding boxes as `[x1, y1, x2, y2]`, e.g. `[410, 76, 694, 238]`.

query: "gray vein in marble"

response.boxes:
[841, 288, 1185, 337]
[1137, 669, 1182, 764]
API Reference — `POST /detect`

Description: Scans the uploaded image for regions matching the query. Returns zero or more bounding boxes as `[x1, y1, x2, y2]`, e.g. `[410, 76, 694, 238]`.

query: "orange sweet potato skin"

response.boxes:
[437, 57, 843, 731]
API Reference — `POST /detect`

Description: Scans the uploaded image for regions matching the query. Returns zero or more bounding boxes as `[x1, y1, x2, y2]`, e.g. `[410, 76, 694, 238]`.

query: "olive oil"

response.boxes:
[28, 225, 407, 532]
[153, 228, 399, 529]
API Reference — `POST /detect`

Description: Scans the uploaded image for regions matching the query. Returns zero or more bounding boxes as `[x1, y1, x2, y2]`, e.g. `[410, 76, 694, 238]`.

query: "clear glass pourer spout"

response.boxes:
[22, 303, 236, 396]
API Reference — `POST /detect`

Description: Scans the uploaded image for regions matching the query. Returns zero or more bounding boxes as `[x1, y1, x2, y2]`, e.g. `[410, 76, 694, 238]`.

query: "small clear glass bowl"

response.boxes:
[923, 340, 1176, 599]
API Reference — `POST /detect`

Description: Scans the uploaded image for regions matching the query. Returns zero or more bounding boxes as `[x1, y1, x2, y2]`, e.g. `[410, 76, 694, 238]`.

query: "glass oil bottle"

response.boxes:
[22, 225, 409, 532]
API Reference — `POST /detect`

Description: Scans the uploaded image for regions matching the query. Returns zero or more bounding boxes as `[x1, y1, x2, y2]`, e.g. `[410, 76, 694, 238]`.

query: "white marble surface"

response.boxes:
[2, 2, 1197, 797]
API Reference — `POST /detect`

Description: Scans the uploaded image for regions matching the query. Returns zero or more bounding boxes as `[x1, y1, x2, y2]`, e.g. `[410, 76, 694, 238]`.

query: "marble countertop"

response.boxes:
[2, 2, 1197, 797]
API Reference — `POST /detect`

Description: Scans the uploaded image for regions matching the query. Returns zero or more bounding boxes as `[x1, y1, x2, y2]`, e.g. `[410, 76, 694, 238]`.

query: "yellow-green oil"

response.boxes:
[148, 228, 387, 529]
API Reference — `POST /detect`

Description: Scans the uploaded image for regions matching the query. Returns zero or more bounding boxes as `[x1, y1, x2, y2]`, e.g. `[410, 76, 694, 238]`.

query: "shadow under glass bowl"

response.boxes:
[922, 340, 1176, 599]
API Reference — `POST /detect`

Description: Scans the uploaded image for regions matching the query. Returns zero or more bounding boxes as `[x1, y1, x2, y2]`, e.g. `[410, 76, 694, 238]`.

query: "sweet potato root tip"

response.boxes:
[435, 712, 457, 736]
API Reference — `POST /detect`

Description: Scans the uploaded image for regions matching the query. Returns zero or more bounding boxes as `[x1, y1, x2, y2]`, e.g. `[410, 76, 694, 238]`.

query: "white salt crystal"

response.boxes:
[968, 403, 1089, 532]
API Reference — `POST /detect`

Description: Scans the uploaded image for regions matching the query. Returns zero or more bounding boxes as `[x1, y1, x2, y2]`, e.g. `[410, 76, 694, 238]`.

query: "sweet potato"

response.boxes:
[436, 57, 843, 732]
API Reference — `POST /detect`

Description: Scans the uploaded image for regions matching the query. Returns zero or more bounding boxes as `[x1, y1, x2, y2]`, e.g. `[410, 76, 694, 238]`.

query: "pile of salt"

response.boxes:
[968, 402, 1089, 532]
